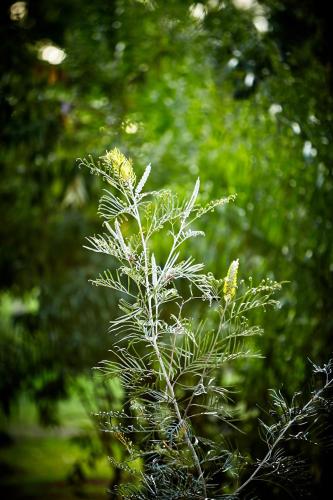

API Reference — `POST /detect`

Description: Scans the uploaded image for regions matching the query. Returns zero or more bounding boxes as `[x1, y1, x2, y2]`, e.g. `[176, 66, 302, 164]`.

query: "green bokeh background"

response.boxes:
[1, 0, 332, 498]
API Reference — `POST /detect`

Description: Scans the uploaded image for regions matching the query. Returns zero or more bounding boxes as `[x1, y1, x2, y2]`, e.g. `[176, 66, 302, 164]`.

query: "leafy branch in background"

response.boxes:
[80, 149, 333, 499]
[233, 359, 333, 498]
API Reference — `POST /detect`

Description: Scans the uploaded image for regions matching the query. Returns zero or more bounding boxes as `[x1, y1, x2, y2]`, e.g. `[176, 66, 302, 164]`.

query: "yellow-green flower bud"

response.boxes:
[223, 259, 239, 301]
[103, 147, 136, 185]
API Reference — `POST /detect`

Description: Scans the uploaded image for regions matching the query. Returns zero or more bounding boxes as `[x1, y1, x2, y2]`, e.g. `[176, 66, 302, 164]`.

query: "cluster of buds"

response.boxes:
[102, 147, 136, 185]
[164, 271, 175, 283]
[223, 259, 239, 302]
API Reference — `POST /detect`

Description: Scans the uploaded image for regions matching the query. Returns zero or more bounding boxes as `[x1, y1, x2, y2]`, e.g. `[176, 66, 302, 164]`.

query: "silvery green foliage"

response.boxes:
[80, 150, 332, 499]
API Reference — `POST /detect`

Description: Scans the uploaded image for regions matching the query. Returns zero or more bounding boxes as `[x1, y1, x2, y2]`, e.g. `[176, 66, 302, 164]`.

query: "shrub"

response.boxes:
[80, 149, 333, 499]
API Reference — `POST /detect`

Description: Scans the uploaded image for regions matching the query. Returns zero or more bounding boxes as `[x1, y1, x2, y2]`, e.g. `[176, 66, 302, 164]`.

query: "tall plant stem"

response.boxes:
[131, 189, 207, 498]
[152, 337, 207, 498]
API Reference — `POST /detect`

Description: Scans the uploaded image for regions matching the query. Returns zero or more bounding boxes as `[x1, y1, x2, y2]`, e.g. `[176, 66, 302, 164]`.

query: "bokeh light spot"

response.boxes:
[38, 44, 67, 65]
[10, 1, 27, 21]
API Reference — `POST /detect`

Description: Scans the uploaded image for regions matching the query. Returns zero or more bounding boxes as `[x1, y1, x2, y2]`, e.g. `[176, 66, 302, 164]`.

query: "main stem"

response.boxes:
[152, 338, 207, 498]
[132, 191, 207, 498]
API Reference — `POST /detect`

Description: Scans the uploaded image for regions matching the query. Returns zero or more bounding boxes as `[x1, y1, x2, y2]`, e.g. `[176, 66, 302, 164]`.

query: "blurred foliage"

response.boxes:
[0, 0, 332, 496]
